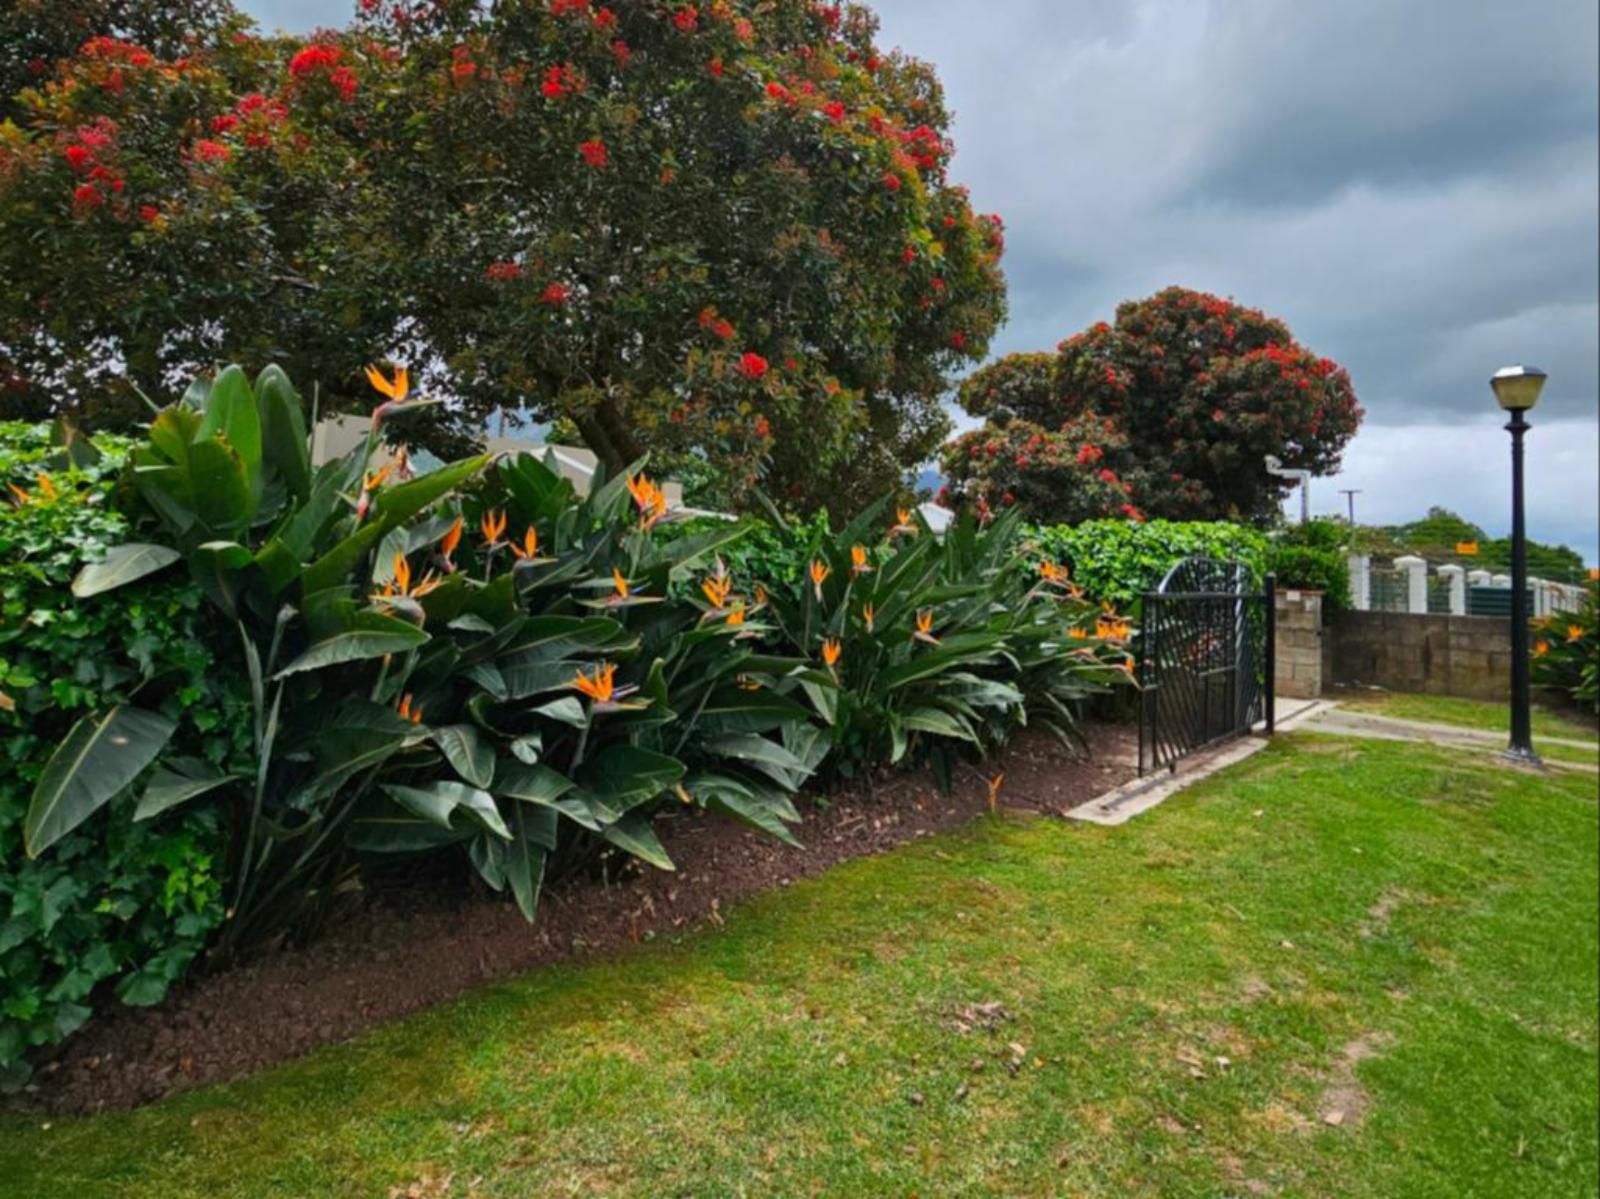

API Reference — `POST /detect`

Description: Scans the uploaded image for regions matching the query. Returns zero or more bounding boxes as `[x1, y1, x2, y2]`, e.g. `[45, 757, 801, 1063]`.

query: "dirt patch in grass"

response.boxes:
[18, 724, 1137, 1116]
[1317, 1033, 1393, 1129]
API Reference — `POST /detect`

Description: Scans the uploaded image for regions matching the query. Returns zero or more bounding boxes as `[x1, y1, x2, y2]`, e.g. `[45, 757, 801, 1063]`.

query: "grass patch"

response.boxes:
[2, 735, 1595, 1197]
[1330, 688, 1597, 744]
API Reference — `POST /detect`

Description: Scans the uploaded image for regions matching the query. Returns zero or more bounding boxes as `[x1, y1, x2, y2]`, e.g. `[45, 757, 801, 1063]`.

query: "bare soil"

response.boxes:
[21, 724, 1138, 1116]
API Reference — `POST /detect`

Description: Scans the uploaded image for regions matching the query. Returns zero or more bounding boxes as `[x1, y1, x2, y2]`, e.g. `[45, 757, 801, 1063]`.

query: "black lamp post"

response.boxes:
[1490, 364, 1547, 766]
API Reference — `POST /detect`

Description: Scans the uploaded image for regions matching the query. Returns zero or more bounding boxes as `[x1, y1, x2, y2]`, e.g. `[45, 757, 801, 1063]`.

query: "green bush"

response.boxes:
[1265, 545, 1352, 610]
[1, 422, 251, 1087]
[1026, 519, 1270, 609]
[1534, 586, 1599, 713]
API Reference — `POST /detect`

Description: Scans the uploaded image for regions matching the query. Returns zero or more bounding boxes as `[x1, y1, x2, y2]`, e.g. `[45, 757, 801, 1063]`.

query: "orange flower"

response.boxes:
[1038, 560, 1070, 587]
[702, 573, 733, 609]
[1567, 624, 1584, 642]
[35, 472, 57, 501]
[5, 482, 29, 505]
[735, 673, 763, 691]
[356, 463, 392, 522]
[376, 551, 442, 605]
[753, 582, 769, 609]
[1095, 619, 1131, 642]
[809, 559, 831, 600]
[625, 473, 669, 530]
[396, 692, 424, 724]
[986, 773, 1004, 814]
[725, 602, 746, 626]
[509, 525, 542, 561]
[1534, 639, 1551, 657]
[611, 567, 631, 601]
[850, 544, 872, 574]
[439, 515, 463, 561]
[913, 608, 940, 644]
[890, 507, 918, 537]
[862, 602, 875, 632]
[1120, 657, 1136, 677]
[365, 363, 410, 429]
[821, 638, 841, 668]
[480, 507, 507, 545]
[1068, 626, 1089, 640]
[573, 662, 617, 704]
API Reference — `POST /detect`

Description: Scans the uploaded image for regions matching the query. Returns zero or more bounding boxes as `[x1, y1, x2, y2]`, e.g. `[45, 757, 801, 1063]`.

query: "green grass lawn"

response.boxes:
[1329, 688, 1598, 744]
[3, 735, 1596, 1198]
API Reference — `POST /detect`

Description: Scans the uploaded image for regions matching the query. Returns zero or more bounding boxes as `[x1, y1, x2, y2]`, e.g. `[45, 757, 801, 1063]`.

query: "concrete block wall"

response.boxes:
[1322, 610, 1510, 701]
[1274, 589, 1323, 699]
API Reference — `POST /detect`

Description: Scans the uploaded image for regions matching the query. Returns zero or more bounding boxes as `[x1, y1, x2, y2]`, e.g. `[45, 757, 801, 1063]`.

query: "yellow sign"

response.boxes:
[1590, 567, 1600, 581]
[1455, 541, 1479, 556]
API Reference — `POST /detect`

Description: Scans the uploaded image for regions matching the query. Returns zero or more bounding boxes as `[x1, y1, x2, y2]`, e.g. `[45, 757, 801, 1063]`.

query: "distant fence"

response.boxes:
[1350, 555, 1586, 618]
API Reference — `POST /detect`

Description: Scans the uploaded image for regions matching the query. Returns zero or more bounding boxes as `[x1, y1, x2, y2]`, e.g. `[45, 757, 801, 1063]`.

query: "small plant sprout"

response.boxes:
[987, 772, 1004, 813]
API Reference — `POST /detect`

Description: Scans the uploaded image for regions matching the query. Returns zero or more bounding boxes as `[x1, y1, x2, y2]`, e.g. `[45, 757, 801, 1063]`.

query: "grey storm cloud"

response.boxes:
[239, 0, 1599, 555]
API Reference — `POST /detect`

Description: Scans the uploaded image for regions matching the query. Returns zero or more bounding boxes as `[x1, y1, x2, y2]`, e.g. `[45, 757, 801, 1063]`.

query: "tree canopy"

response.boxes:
[942, 287, 1363, 524]
[0, 0, 1006, 513]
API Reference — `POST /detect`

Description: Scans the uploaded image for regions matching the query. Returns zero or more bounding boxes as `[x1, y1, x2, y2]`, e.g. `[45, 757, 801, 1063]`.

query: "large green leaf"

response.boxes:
[581, 744, 684, 813]
[504, 805, 550, 921]
[432, 724, 494, 788]
[692, 774, 803, 848]
[255, 364, 310, 504]
[493, 758, 575, 806]
[196, 364, 262, 476]
[695, 688, 812, 735]
[274, 610, 428, 678]
[346, 814, 472, 853]
[380, 782, 508, 839]
[600, 812, 674, 871]
[71, 543, 180, 598]
[134, 757, 235, 822]
[187, 437, 255, 536]
[25, 706, 177, 855]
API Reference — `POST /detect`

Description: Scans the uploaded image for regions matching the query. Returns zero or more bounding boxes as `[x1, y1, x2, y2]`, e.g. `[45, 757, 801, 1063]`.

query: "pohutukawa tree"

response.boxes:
[942, 287, 1363, 523]
[0, 0, 1006, 513]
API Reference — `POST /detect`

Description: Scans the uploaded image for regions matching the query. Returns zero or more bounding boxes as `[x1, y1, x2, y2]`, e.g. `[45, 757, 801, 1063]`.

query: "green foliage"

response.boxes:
[0, 2, 1006, 515]
[1361, 507, 1590, 585]
[1534, 584, 1599, 713]
[1265, 546, 1351, 610]
[945, 287, 1364, 523]
[1, 422, 249, 1087]
[1027, 519, 1271, 609]
[756, 504, 1128, 778]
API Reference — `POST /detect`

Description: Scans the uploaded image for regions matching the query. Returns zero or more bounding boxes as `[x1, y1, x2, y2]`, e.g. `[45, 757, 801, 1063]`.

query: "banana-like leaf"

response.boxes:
[599, 812, 674, 871]
[196, 364, 262, 479]
[899, 707, 978, 742]
[135, 757, 236, 821]
[691, 773, 803, 848]
[274, 610, 428, 678]
[694, 688, 812, 735]
[189, 540, 254, 616]
[380, 781, 508, 840]
[187, 437, 255, 536]
[581, 744, 684, 813]
[71, 543, 181, 598]
[26, 706, 177, 855]
[255, 364, 309, 504]
[432, 724, 494, 788]
[504, 805, 550, 920]
[346, 814, 472, 853]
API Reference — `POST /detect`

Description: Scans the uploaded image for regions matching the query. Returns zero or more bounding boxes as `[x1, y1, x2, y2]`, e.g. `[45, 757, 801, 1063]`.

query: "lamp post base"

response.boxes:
[1499, 746, 1546, 770]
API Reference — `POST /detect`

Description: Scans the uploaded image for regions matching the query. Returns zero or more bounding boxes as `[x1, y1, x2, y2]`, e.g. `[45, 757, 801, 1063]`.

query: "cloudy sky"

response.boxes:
[245, 0, 1599, 560]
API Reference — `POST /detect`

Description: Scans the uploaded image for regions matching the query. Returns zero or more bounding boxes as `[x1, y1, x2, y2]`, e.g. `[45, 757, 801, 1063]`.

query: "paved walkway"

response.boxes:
[1293, 705, 1599, 770]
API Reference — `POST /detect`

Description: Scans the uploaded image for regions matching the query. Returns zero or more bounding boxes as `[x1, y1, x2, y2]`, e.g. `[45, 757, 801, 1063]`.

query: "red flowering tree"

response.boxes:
[0, 0, 1006, 513]
[943, 287, 1363, 523]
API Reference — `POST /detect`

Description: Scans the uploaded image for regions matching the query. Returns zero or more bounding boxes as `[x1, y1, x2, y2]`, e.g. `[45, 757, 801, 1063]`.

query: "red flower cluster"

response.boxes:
[192, 139, 231, 164]
[541, 281, 571, 305]
[550, 0, 591, 14]
[289, 44, 357, 101]
[737, 352, 768, 379]
[485, 261, 523, 281]
[593, 7, 617, 28]
[451, 47, 477, 84]
[822, 100, 846, 125]
[578, 139, 608, 168]
[542, 63, 580, 98]
[881, 171, 902, 192]
[80, 37, 155, 67]
[672, 6, 699, 32]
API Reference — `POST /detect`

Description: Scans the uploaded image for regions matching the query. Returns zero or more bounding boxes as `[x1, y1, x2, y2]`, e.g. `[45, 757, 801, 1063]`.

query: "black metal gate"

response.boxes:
[1138, 558, 1275, 775]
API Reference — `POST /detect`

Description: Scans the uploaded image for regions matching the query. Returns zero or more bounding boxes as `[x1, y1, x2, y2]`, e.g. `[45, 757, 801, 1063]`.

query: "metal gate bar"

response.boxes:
[1138, 560, 1276, 776]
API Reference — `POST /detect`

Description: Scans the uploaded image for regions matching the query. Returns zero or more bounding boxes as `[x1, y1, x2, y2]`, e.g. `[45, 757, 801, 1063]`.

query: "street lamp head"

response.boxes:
[1490, 364, 1547, 412]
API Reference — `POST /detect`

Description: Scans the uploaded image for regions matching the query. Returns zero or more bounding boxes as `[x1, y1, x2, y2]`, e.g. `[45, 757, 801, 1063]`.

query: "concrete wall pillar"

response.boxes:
[1347, 553, 1371, 611]
[1394, 555, 1428, 614]
[1274, 589, 1324, 700]
[1491, 573, 1511, 589]
[1437, 564, 1467, 616]
[1468, 569, 1492, 588]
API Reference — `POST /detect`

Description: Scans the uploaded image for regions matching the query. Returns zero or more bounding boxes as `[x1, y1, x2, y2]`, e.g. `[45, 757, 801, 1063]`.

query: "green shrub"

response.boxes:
[1266, 546, 1352, 610]
[1534, 586, 1599, 713]
[1, 422, 251, 1087]
[1027, 519, 1270, 609]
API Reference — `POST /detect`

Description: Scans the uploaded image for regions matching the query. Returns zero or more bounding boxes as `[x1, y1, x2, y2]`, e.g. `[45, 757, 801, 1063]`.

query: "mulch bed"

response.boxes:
[19, 724, 1137, 1116]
